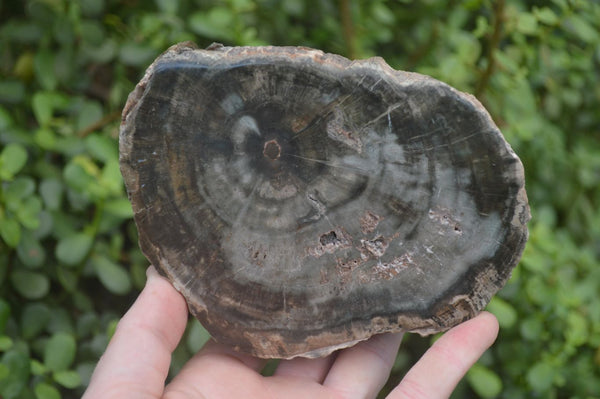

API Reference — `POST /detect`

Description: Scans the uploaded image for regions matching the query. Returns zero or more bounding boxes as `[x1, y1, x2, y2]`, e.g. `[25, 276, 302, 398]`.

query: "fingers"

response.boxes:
[83, 266, 189, 399]
[323, 332, 404, 399]
[274, 353, 337, 383]
[166, 334, 402, 399]
[163, 339, 269, 398]
[388, 311, 499, 399]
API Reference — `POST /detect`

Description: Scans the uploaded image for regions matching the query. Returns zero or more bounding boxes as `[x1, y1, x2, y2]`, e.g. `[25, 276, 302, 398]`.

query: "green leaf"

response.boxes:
[486, 297, 517, 329]
[16, 232, 46, 268]
[44, 333, 76, 372]
[0, 300, 10, 333]
[92, 256, 132, 295]
[76, 312, 99, 337]
[53, 370, 81, 389]
[16, 197, 43, 230]
[72, 291, 93, 312]
[0, 363, 8, 379]
[527, 361, 555, 392]
[63, 155, 104, 198]
[34, 51, 57, 91]
[119, 43, 157, 67]
[21, 303, 51, 340]
[34, 382, 61, 399]
[106, 319, 118, 339]
[46, 308, 74, 335]
[85, 133, 118, 163]
[0, 336, 13, 351]
[14, 52, 33, 78]
[520, 317, 543, 341]
[40, 178, 63, 210]
[186, 320, 211, 353]
[473, 15, 489, 38]
[467, 363, 502, 398]
[565, 312, 589, 347]
[0, 106, 14, 130]
[100, 158, 123, 194]
[31, 92, 68, 127]
[31, 93, 53, 128]
[0, 349, 30, 398]
[33, 211, 53, 240]
[0, 218, 21, 247]
[0, 80, 25, 104]
[533, 7, 558, 25]
[188, 8, 235, 41]
[155, 0, 178, 14]
[516, 12, 538, 35]
[66, 189, 91, 210]
[56, 266, 78, 292]
[563, 15, 599, 43]
[34, 127, 57, 150]
[104, 198, 133, 218]
[80, 20, 105, 45]
[525, 275, 554, 305]
[76, 362, 96, 388]
[80, 0, 105, 17]
[10, 270, 50, 299]
[53, 14, 75, 45]
[139, 12, 163, 37]
[0, 143, 28, 180]
[82, 39, 117, 63]
[55, 232, 93, 266]
[76, 100, 103, 132]
[30, 360, 47, 375]
[4, 177, 35, 206]
[0, 254, 8, 286]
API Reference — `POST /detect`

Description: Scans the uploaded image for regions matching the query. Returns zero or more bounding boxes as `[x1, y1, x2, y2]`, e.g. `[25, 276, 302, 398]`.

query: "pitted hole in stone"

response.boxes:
[264, 139, 281, 160]
[361, 236, 389, 258]
[320, 231, 338, 246]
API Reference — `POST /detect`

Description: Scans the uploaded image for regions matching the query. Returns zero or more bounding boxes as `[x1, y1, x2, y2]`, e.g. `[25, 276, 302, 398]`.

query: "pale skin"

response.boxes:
[83, 266, 499, 399]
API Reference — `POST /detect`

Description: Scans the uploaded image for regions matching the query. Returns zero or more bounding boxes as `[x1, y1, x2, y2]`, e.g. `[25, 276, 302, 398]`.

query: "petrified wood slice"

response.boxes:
[120, 42, 530, 359]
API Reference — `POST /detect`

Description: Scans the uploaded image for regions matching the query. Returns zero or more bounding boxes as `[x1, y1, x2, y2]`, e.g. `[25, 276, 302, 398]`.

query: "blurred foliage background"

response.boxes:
[0, 0, 599, 398]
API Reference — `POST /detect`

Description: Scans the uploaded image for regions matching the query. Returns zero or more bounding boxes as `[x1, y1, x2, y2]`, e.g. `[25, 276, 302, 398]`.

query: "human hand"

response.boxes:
[83, 266, 499, 399]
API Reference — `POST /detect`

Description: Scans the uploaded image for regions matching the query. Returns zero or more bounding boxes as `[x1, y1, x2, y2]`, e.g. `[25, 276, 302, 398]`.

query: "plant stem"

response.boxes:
[76, 110, 121, 138]
[339, 0, 357, 59]
[476, 0, 505, 97]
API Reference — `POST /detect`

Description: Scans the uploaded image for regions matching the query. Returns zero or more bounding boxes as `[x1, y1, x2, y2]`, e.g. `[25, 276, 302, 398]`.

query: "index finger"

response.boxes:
[83, 266, 189, 399]
[389, 311, 499, 399]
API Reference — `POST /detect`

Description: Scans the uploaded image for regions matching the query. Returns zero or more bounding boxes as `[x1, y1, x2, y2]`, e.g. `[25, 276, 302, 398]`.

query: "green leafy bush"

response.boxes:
[1, 0, 598, 398]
